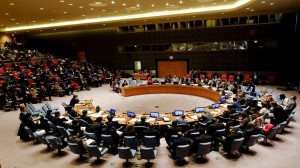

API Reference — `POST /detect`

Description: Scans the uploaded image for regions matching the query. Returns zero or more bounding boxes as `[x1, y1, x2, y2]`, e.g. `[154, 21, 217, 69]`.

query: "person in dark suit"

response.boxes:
[207, 119, 225, 150]
[165, 120, 182, 146]
[105, 114, 120, 129]
[143, 123, 161, 146]
[102, 123, 119, 154]
[171, 131, 193, 157]
[80, 110, 93, 124]
[86, 117, 103, 140]
[65, 105, 79, 118]
[217, 126, 243, 153]
[270, 101, 288, 125]
[134, 115, 150, 127]
[192, 132, 213, 153]
[69, 94, 79, 108]
[242, 122, 262, 144]
[52, 111, 68, 127]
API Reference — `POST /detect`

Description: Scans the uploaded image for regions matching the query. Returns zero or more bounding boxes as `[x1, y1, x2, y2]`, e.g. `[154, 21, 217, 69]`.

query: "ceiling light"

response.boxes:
[79, 6, 83, 8]
[50, 19, 54, 20]
[16, 23, 19, 24]
[151, 4, 154, 7]
[90, 8, 94, 10]
[246, 7, 250, 10]
[213, 3, 217, 5]
[114, 11, 118, 12]
[32, 21, 36, 22]
[102, 9, 106, 11]
[221, 13, 224, 14]
[123, 3, 126, 6]
[95, 2, 101, 5]
[60, 0, 64, 3]
[111, 0, 115, 4]
[250, 9, 254, 11]
[11, 18, 15, 21]
[82, 15, 86, 16]
[69, 4, 73, 6]
[192, 16, 196, 17]
[54, 29, 56, 30]
[2, 0, 254, 32]
[261, 1, 266, 3]
[40, 8, 44, 10]
[137, 4, 140, 7]
[103, 24, 106, 25]
[9, 3, 15, 5]
[40, 30, 43, 31]
[63, 11, 67, 13]
[270, 3, 274, 5]
[5, 13, 10, 15]
[166, 2, 169, 6]
[179, 1, 183, 4]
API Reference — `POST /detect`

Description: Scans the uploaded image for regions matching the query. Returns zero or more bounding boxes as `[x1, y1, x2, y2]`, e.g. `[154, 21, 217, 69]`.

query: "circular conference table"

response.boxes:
[73, 84, 226, 126]
[120, 84, 222, 102]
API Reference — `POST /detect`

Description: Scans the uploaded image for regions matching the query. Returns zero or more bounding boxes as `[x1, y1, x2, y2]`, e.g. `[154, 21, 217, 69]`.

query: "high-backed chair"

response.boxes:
[101, 134, 114, 149]
[45, 102, 59, 112]
[68, 142, 85, 159]
[24, 126, 46, 143]
[84, 131, 100, 145]
[285, 114, 294, 127]
[86, 144, 109, 161]
[143, 136, 158, 149]
[243, 134, 259, 151]
[46, 135, 66, 154]
[61, 102, 69, 113]
[175, 144, 191, 163]
[124, 136, 139, 150]
[276, 121, 287, 135]
[228, 137, 244, 158]
[118, 146, 137, 164]
[196, 142, 212, 158]
[47, 121, 59, 135]
[36, 135, 51, 150]
[140, 147, 157, 165]
[79, 119, 91, 127]
[259, 127, 278, 144]
[57, 125, 71, 140]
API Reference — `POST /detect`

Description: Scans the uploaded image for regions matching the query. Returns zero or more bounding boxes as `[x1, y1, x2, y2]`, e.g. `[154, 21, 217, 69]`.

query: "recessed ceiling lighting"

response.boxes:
[144, 20, 147, 22]
[114, 11, 118, 12]
[166, 2, 169, 6]
[50, 19, 54, 20]
[11, 18, 15, 21]
[16, 23, 19, 24]
[213, 3, 217, 5]
[246, 7, 250, 10]
[261, 1, 266, 3]
[270, 3, 274, 5]
[111, 0, 115, 4]
[63, 11, 67, 13]
[167, 18, 169, 20]
[250, 9, 254, 11]
[5, 13, 10, 15]
[9, 3, 15, 5]
[79, 6, 83, 8]
[82, 14, 85, 16]
[39, 30, 43, 31]
[221, 13, 224, 14]
[90, 8, 94, 10]
[32, 21, 36, 22]
[151, 4, 154, 7]
[179, 0, 183, 4]
[127, 11, 131, 13]
[40, 8, 44, 10]
[192, 16, 196, 17]
[123, 3, 126, 6]
[60, 0, 64, 3]
[54, 29, 56, 30]
[102, 9, 106, 11]
[137, 4, 140, 7]
[140, 11, 143, 13]
[1, 24, 4, 27]
[69, 4, 73, 6]
[103, 24, 106, 25]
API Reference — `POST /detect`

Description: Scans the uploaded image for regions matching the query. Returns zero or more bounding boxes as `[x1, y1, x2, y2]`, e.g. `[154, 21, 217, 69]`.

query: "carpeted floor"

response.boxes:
[0, 83, 299, 168]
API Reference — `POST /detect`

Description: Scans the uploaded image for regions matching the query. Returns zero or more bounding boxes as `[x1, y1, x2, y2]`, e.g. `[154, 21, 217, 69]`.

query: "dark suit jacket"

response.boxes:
[165, 127, 182, 145]
[171, 137, 192, 154]
[192, 133, 213, 153]
[143, 129, 161, 145]
[223, 132, 243, 152]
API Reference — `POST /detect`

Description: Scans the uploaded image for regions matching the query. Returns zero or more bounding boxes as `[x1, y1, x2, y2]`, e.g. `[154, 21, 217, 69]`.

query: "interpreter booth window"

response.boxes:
[134, 61, 141, 73]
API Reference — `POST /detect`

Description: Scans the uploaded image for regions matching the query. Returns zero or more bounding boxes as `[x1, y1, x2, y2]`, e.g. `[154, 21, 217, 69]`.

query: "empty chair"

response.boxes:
[101, 134, 114, 148]
[140, 146, 157, 165]
[243, 134, 259, 151]
[68, 142, 85, 159]
[276, 121, 287, 134]
[26, 106, 40, 116]
[61, 102, 69, 113]
[124, 136, 139, 150]
[46, 135, 67, 154]
[28, 103, 42, 113]
[45, 102, 59, 112]
[36, 135, 51, 150]
[259, 127, 278, 144]
[86, 144, 109, 161]
[118, 146, 136, 164]
[175, 144, 191, 163]
[285, 114, 294, 127]
[215, 128, 226, 137]
[144, 136, 158, 149]
[47, 121, 59, 135]
[195, 142, 212, 158]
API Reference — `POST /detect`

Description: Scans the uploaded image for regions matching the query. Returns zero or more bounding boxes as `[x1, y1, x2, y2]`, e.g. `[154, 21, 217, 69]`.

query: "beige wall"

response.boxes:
[0, 33, 13, 48]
